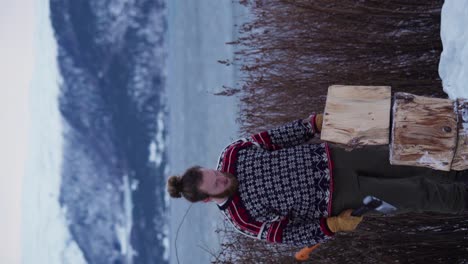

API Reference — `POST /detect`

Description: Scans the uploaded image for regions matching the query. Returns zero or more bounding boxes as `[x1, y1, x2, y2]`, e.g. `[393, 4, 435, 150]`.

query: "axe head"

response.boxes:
[363, 195, 397, 214]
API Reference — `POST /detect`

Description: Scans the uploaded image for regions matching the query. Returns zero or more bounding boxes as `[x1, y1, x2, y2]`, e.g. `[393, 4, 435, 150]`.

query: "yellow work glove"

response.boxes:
[315, 113, 323, 132]
[326, 209, 363, 233]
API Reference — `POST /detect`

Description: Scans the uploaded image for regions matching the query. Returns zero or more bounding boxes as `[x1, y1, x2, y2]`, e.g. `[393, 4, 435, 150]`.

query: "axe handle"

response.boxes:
[352, 197, 383, 216]
[351, 205, 372, 216]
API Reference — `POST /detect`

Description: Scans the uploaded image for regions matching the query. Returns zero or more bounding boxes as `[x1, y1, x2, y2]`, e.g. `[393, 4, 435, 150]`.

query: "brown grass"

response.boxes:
[211, 214, 468, 263]
[225, 0, 446, 135]
[212, 0, 468, 263]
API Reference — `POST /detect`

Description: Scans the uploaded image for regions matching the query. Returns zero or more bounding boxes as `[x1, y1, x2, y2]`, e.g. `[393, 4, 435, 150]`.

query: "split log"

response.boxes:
[390, 93, 458, 171]
[320, 85, 391, 147]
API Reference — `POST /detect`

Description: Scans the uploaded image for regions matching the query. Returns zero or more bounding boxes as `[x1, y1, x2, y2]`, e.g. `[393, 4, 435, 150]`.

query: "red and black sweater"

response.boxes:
[216, 116, 335, 247]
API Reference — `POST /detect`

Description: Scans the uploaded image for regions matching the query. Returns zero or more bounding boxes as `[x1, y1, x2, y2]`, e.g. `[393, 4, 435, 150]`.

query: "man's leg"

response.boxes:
[355, 174, 465, 214]
[329, 144, 466, 215]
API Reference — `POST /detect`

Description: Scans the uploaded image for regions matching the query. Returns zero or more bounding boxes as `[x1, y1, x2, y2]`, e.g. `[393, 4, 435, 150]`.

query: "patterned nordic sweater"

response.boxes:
[216, 115, 335, 247]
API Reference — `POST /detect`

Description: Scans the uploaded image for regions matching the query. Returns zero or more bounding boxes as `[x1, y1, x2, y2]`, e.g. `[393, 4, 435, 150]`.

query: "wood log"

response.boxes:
[320, 85, 391, 147]
[451, 99, 468, 170]
[390, 93, 458, 171]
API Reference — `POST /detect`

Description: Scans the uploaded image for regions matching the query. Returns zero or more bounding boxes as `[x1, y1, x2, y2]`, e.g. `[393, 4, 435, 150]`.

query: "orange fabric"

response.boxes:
[295, 244, 320, 261]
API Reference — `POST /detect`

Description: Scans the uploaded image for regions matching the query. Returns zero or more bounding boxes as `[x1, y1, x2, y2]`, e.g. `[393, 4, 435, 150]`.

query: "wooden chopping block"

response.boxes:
[390, 92, 458, 171]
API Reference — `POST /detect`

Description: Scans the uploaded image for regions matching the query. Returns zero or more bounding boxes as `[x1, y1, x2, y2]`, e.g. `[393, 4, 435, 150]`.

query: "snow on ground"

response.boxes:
[439, 0, 468, 99]
[149, 111, 166, 166]
[115, 175, 138, 263]
[21, 1, 86, 263]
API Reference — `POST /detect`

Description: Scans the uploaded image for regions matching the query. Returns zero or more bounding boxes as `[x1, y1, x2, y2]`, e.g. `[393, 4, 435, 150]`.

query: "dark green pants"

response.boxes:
[329, 144, 467, 216]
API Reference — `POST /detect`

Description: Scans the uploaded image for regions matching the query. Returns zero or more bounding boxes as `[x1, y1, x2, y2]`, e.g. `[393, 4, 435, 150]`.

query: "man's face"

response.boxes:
[198, 168, 238, 199]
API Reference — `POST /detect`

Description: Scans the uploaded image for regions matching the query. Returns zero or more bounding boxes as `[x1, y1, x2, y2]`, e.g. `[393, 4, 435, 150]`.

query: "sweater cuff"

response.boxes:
[320, 218, 335, 237]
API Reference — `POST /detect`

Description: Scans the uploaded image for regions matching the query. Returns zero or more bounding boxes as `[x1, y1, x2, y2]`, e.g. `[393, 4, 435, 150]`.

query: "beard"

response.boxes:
[210, 171, 239, 199]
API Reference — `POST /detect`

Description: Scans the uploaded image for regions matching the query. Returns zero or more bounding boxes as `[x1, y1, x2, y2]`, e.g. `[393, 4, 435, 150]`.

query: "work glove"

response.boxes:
[315, 113, 323, 132]
[326, 209, 363, 233]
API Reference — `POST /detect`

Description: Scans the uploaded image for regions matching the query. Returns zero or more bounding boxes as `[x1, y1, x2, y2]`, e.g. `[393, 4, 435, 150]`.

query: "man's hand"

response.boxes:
[326, 209, 363, 233]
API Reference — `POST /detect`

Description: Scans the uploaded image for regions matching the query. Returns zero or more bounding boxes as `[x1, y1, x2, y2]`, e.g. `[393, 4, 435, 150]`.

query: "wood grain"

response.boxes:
[451, 99, 468, 170]
[320, 85, 391, 147]
[390, 93, 458, 171]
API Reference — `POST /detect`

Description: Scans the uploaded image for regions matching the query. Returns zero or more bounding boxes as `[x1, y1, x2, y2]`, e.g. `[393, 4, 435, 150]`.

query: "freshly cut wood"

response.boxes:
[451, 99, 468, 170]
[320, 85, 391, 147]
[390, 93, 458, 171]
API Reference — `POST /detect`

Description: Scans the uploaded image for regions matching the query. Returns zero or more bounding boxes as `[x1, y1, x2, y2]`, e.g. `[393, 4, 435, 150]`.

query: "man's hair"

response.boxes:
[167, 166, 209, 202]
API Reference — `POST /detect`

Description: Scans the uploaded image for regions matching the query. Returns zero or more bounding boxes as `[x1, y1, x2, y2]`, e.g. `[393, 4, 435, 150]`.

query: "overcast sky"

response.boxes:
[0, 0, 34, 263]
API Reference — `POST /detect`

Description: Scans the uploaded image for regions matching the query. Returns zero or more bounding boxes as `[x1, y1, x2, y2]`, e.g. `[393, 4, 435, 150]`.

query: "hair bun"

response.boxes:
[167, 175, 183, 198]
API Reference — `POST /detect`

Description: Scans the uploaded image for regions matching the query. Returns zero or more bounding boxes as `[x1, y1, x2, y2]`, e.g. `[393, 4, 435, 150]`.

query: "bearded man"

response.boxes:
[167, 114, 468, 246]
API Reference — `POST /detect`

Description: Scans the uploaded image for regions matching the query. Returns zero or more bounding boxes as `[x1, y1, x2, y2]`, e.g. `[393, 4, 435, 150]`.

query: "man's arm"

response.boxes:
[249, 113, 323, 150]
[259, 209, 363, 247]
[258, 216, 333, 247]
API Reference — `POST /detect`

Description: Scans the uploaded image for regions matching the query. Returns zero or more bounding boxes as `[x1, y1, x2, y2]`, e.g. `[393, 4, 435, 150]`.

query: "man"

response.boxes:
[167, 114, 468, 247]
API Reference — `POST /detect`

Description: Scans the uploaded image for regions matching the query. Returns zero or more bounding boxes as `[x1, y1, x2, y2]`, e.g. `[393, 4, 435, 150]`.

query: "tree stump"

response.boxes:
[390, 93, 458, 171]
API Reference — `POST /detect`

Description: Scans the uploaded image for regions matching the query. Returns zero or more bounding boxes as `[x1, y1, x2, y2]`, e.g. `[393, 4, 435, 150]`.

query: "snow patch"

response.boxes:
[460, 105, 468, 133]
[417, 151, 446, 170]
[162, 223, 170, 261]
[115, 175, 138, 262]
[148, 111, 166, 166]
[439, 0, 468, 99]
